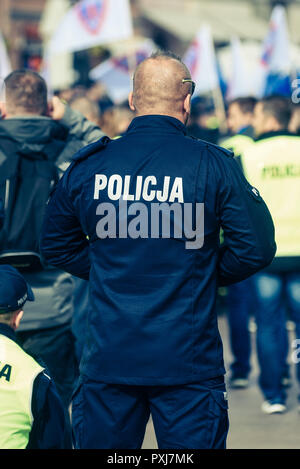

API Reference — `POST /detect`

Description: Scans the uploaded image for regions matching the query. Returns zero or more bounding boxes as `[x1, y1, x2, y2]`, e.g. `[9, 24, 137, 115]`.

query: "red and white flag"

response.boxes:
[226, 37, 254, 100]
[183, 25, 219, 96]
[48, 0, 133, 55]
[255, 5, 291, 96]
[89, 40, 154, 103]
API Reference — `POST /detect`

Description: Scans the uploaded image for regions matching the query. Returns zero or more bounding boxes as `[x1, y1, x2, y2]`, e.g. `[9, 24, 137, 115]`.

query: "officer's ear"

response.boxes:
[11, 309, 23, 330]
[183, 93, 191, 116]
[128, 92, 136, 112]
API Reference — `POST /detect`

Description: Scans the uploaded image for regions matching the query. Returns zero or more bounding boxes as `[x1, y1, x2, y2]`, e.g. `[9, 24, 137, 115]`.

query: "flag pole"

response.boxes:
[212, 84, 227, 135]
[127, 50, 137, 84]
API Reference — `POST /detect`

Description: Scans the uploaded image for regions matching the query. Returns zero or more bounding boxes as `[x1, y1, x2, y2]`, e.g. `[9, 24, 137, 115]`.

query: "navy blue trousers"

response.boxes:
[72, 376, 229, 449]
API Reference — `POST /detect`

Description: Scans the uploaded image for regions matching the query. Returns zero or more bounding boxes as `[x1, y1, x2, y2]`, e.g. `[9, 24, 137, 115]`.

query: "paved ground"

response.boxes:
[142, 314, 300, 449]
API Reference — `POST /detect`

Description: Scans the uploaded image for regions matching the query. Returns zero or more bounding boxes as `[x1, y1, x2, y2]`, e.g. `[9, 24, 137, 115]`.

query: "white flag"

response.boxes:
[89, 40, 154, 103]
[48, 0, 133, 55]
[255, 5, 291, 96]
[183, 25, 219, 96]
[226, 37, 254, 100]
[0, 32, 11, 80]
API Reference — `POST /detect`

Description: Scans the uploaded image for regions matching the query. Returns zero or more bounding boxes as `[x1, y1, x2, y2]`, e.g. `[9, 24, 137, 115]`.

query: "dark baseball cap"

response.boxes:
[0, 265, 34, 314]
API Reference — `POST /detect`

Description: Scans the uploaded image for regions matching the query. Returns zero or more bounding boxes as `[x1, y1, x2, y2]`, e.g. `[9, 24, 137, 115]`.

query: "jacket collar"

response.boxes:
[0, 323, 17, 342]
[255, 129, 295, 141]
[126, 115, 187, 136]
[0, 117, 68, 144]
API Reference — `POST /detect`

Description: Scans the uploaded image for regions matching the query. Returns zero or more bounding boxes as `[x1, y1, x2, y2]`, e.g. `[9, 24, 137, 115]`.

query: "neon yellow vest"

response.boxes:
[241, 135, 300, 257]
[0, 334, 44, 449]
[221, 134, 254, 156]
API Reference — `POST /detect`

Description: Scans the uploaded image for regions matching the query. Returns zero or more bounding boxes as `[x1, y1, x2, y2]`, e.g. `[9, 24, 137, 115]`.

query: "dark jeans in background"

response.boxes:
[226, 277, 254, 379]
[254, 272, 300, 404]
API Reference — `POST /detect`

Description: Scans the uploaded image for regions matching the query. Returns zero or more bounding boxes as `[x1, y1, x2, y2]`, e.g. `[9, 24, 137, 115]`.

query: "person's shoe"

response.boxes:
[261, 401, 286, 414]
[229, 376, 249, 389]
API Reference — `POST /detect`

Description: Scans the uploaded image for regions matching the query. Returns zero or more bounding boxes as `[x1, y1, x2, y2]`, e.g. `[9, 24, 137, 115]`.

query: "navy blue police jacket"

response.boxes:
[40, 115, 276, 385]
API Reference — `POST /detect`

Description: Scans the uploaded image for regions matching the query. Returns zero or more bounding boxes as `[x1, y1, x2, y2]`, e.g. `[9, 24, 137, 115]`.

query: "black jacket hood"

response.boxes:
[0, 117, 68, 161]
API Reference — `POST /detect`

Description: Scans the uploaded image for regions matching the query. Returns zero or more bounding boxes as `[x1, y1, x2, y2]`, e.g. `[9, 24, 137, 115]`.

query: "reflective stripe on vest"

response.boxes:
[241, 136, 300, 257]
[0, 334, 44, 449]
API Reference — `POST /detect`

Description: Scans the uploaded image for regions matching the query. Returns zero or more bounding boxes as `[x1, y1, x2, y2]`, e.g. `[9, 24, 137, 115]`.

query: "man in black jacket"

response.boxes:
[0, 69, 103, 411]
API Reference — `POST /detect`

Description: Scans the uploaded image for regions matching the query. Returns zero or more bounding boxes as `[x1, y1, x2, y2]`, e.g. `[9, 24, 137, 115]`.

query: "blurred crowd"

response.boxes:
[55, 79, 300, 141]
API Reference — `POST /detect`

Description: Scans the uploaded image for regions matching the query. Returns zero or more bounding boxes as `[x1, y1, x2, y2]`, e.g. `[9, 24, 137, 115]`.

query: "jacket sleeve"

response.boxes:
[40, 173, 90, 280]
[59, 105, 104, 144]
[55, 106, 105, 171]
[27, 371, 72, 449]
[209, 148, 276, 286]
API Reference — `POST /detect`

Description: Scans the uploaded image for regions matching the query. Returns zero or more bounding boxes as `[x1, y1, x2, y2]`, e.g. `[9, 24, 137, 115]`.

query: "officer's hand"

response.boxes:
[48, 96, 66, 121]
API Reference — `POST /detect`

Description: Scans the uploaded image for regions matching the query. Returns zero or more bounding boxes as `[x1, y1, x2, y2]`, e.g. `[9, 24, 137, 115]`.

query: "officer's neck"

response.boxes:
[135, 111, 187, 125]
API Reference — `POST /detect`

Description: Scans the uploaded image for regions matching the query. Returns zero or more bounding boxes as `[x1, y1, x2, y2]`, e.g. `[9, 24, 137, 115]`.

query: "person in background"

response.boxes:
[186, 95, 220, 144]
[40, 50, 276, 449]
[241, 95, 300, 414]
[107, 103, 135, 139]
[0, 265, 69, 449]
[0, 69, 103, 413]
[223, 96, 257, 153]
[68, 94, 104, 363]
[69, 95, 101, 127]
[221, 97, 257, 389]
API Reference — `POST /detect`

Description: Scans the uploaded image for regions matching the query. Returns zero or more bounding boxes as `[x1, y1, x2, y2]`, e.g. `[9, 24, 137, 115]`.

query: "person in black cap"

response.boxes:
[0, 265, 70, 449]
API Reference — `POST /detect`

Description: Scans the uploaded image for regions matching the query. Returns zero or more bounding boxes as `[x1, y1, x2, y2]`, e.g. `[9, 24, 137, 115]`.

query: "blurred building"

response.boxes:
[135, 0, 300, 55]
[1, 0, 300, 88]
[0, 0, 47, 70]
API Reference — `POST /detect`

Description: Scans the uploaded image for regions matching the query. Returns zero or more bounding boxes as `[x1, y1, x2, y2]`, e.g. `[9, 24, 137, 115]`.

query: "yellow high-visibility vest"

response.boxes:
[221, 134, 254, 156]
[0, 333, 44, 449]
[241, 135, 300, 257]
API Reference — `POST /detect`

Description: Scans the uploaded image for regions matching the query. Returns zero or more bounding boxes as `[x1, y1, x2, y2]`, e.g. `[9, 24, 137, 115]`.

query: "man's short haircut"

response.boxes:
[228, 96, 257, 115]
[133, 49, 191, 83]
[4, 69, 48, 115]
[259, 95, 292, 129]
[150, 49, 184, 63]
[149, 49, 191, 75]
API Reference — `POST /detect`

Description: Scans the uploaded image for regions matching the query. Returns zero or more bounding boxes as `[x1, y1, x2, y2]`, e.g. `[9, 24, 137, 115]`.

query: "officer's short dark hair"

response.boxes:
[228, 97, 257, 115]
[259, 95, 292, 129]
[5, 69, 48, 115]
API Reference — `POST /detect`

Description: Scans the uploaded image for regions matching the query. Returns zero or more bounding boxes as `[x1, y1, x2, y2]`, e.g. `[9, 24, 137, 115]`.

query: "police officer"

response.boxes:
[0, 265, 69, 449]
[241, 95, 300, 414]
[222, 96, 257, 156]
[220, 97, 257, 389]
[40, 51, 276, 449]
